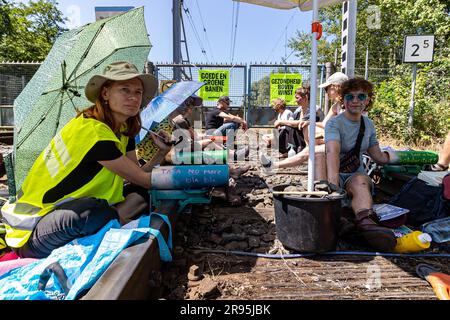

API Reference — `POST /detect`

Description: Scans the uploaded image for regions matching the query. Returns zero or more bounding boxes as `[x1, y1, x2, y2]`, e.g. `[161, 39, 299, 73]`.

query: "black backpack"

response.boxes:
[389, 176, 450, 227]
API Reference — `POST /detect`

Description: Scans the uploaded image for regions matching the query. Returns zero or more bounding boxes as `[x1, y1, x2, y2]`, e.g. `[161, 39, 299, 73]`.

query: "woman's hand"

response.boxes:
[149, 130, 172, 152]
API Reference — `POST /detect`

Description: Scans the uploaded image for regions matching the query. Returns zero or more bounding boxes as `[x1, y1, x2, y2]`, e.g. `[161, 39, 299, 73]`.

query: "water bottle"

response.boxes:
[394, 231, 432, 253]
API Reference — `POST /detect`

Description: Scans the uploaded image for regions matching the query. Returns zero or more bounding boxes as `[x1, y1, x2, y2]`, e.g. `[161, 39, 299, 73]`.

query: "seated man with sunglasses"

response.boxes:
[325, 78, 398, 252]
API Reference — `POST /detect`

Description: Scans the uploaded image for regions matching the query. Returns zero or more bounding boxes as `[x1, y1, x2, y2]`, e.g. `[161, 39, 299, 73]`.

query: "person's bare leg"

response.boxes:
[200, 140, 224, 150]
[262, 134, 272, 147]
[438, 131, 450, 167]
[345, 173, 396, 251]
[345, 173, 373, 213]
[116, 193, 148, 225]
[314, 150, 327, 181]
[303, 124, 325, 145]
[273, 144, 325, 169]
[270, 147, 309, 169]
[302, 125, 309, 145]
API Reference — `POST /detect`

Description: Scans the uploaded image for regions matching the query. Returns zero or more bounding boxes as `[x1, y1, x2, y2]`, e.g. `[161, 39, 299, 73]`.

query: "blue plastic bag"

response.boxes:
[0, 219, 120, 300]
[0, 212, 173, 300]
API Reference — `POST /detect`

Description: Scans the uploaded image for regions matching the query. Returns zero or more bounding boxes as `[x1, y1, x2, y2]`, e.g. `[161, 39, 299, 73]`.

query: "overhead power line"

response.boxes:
[229, 2, 236, 63]
[266, 11, 297, 62]
[229, 1, 240, 63]
[182, 2, 210, 63]
[194, 0, 215, 62]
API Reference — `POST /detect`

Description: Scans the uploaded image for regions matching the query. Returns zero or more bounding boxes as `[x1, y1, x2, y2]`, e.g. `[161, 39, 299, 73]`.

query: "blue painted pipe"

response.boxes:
[151, 165, 229, 189]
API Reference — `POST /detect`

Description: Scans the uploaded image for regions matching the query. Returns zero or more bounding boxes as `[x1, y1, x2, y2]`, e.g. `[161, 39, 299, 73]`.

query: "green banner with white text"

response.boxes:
[270, 73, 302, 105]
[198, 70, 229, 101]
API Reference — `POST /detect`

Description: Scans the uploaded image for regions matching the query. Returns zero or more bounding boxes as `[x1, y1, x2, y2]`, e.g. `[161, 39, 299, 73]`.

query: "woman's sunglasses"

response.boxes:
[344, 93, 368, 102]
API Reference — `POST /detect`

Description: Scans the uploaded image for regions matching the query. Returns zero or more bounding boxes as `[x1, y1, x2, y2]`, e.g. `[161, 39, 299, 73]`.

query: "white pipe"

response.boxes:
[307, 0, 319, 192]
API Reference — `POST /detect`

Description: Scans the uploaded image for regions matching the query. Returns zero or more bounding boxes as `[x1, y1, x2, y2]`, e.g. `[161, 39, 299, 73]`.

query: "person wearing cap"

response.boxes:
[1, 61, 171, 258]
[260, 86, 326, 179]
[171, 94, 213, 150]
[319, 72, 349, 123]
[260, 74, 348, 174]
[171, 95, 250, 171]
[171, 95, 250, 205]
[205, 96, 248, 137]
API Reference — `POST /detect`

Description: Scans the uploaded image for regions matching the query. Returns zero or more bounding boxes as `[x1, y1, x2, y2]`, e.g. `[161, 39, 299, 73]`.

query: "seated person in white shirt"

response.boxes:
[261, 98, 294, 158]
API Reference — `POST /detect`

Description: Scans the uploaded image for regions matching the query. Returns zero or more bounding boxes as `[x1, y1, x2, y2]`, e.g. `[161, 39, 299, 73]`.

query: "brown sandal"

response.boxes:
[355, 209, 396, 252]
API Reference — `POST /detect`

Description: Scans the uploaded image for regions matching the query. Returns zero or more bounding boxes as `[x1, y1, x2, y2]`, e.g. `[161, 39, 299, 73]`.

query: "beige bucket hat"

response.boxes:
[85, 61, 158, 107]
[318, 72, 349, 88]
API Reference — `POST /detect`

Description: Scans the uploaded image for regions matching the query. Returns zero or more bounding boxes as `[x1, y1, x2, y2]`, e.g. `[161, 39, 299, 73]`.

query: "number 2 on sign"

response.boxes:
[411, 39, 430, 56]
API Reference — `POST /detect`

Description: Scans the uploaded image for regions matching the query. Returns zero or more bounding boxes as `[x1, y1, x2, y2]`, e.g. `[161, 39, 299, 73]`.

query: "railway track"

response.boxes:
[0, 132, 447, 300]
[86, 161, 447, 301]
[0, 127, 13, 146]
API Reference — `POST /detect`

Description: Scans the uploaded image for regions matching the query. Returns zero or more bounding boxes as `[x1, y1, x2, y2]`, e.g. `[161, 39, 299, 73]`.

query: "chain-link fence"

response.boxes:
[0, 62, 40, 126]
[15, 60, 448, 129]
[247, 64, 326, 126]
[334, 46, 450, 102]
[155, 63, 247, 108]
[0, 62, 329, 128]
[155, 63, 247, 127]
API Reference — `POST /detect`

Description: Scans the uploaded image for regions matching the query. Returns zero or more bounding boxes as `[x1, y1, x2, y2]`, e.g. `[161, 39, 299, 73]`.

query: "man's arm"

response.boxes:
[315, 121, 325, 129]
[219, 111, 247, 130]
[367, 144, 390, 165]
[326, 140, 341, 186]
[219, 111, 244, 123]
[275, 119, 301, 128]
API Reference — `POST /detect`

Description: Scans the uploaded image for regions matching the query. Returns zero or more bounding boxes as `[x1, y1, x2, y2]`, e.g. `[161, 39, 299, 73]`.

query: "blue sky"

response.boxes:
[49, 0, 313, 64]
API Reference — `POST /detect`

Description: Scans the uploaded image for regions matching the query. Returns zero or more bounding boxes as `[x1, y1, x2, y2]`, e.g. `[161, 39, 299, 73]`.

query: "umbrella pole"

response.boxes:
[307, 0, 319, 192]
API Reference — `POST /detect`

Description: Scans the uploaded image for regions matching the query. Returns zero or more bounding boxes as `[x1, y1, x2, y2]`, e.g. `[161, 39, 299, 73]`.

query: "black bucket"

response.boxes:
[272, 184, 345, 252]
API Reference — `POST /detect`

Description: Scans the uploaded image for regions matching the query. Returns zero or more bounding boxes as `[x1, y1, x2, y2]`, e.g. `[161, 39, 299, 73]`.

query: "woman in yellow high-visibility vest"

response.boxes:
[1, 61, 172, 258]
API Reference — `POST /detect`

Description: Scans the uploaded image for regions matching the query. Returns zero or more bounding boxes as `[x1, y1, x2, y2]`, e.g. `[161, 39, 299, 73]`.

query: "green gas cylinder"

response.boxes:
[391, 150, 438, 165]
[173, 150, 228, 165]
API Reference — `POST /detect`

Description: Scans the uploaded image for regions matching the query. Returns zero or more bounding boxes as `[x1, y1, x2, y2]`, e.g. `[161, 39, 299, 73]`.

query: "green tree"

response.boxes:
[288, 0, 450, 145]
[0, 0, 67, 61]
[289, 0, 449, 70]
[250, 75, 270, 107]
[0, 0, 13, 36]
[288, 5, 341, 64]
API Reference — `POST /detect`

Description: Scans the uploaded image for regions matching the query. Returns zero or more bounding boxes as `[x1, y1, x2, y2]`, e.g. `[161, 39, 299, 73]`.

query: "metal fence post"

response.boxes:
[247, 64, 253, 126]
[319, 65, 325, 111]
[324, 62, 334, 115]
[244, 64, 248, 122]
[364, 47, 369, 80]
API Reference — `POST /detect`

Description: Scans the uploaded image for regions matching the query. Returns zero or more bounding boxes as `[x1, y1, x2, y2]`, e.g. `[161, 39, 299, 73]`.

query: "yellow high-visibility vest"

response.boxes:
[1, 115, 128, 248]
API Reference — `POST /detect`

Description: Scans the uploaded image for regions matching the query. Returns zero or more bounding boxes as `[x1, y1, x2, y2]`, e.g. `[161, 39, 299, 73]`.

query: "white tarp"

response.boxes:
[234, 0, 345, 11]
